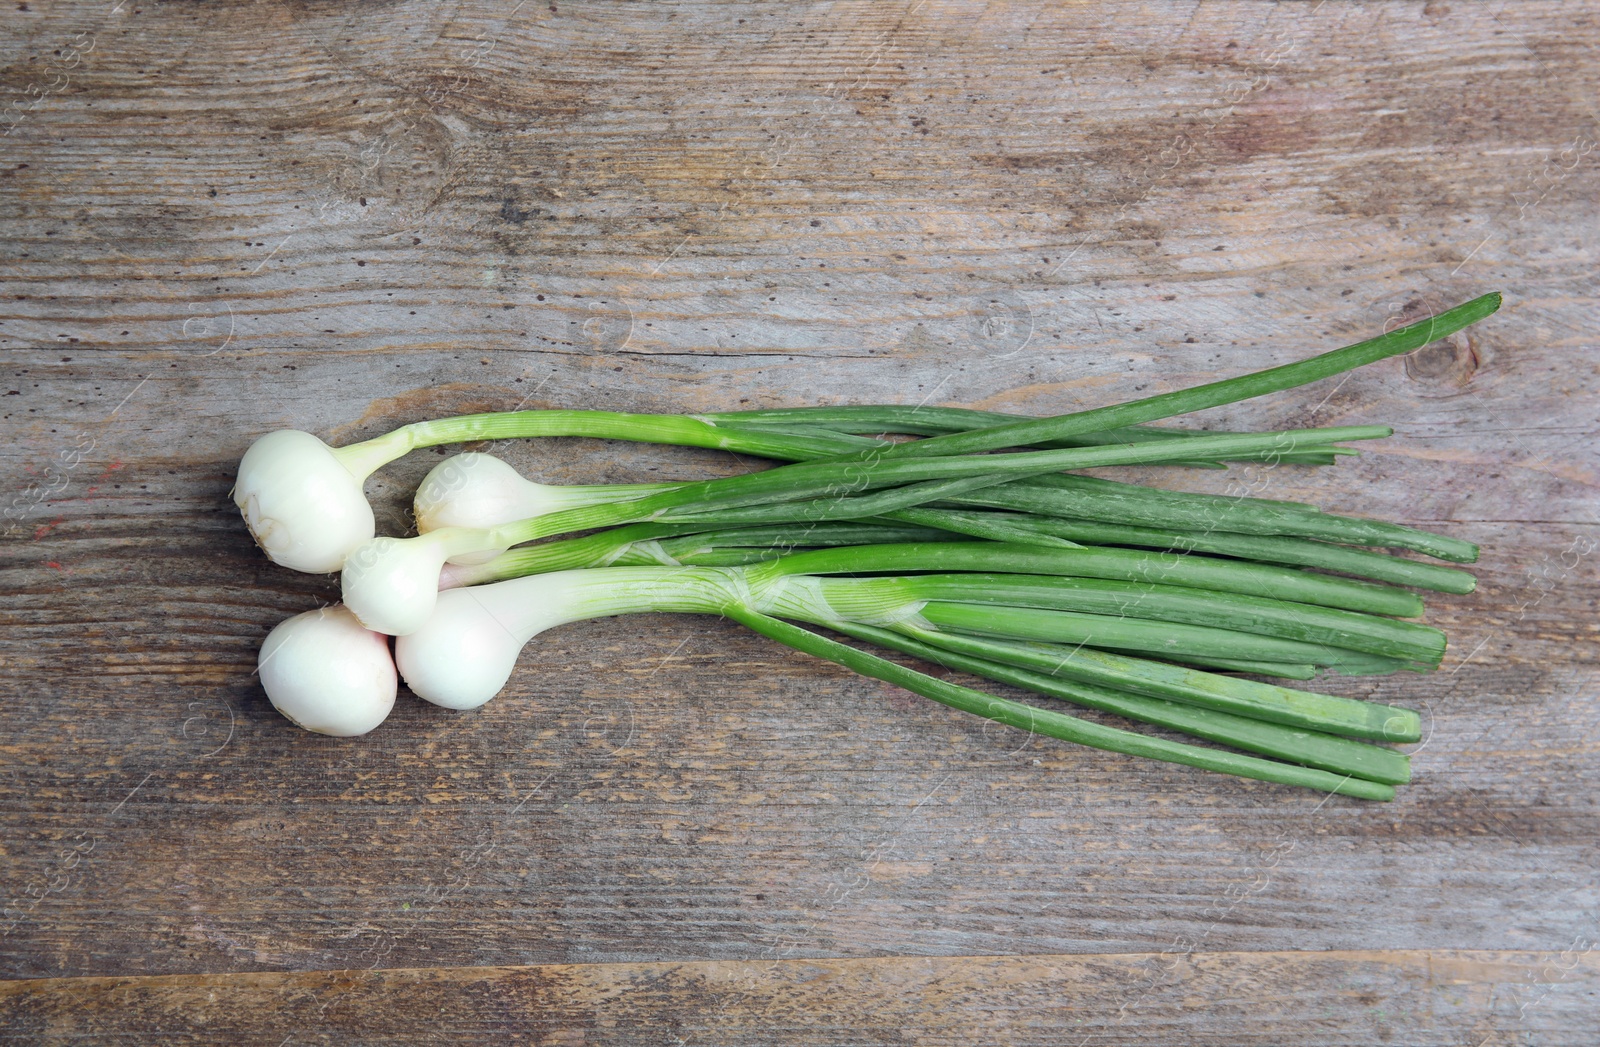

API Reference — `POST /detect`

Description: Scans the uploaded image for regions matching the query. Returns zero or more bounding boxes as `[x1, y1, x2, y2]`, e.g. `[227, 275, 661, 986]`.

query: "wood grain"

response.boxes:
[4, 949, 1598, 1046]
[3, 0, 1597, 1041]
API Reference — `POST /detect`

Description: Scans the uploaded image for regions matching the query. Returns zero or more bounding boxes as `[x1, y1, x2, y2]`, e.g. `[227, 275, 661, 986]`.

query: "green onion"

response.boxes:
[246, 293, 1503, 803]
[399, 561, 1424, 740]
[344, 426, 1387, 635]
[389, 567, 1403, 800]
[233, 412, 873, 574]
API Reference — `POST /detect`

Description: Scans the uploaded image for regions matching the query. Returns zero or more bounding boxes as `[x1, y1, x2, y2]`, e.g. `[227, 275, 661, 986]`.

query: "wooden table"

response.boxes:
[3, 2, 1596, 1042]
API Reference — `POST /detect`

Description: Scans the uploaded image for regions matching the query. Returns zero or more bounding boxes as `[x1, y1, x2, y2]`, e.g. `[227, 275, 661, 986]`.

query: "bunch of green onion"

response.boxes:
[241, 292, 1499, 801]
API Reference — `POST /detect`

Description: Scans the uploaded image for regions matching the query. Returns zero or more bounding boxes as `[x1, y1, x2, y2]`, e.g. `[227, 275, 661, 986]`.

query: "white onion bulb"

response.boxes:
[414, 453, 551, 533]
[234, 430, 375, 573]
[395, 568, 724, 710]
[258, 605, 396, 736]
[414, 452, 679, 543]
[393, 586, 541, 710]
[341, 532, 488, 636]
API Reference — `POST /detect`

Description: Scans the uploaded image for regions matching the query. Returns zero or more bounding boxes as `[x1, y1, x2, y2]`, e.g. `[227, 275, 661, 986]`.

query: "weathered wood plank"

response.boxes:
[2, 1, 1597, 1041]
[3, 2, 1596, 359]
[3, 949, 1597, 1046]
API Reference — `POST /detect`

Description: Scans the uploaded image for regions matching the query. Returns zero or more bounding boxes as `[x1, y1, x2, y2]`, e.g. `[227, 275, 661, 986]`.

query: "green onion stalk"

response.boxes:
[390, 543, 1432, 801]
[235, 293, 1498, 573]
[343, 426, 1392, 635]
